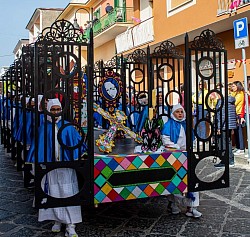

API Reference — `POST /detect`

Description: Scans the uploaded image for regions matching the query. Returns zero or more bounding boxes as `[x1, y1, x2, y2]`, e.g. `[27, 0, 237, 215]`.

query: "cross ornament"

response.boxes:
[93, 103, 142, 153]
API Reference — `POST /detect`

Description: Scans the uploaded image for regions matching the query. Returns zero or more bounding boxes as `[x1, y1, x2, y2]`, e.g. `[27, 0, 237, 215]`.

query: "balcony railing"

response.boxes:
[82, 7, 133, 39]
[217, 0, 250, 15]
[115, 17, 154, 54]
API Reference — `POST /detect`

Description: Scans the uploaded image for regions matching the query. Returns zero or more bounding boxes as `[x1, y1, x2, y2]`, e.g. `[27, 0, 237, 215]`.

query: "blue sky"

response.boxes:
[0, 0, 70, 69]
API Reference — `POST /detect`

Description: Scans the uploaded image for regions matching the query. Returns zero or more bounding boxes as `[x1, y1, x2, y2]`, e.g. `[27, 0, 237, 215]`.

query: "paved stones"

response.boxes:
[1, 144, 250, 237]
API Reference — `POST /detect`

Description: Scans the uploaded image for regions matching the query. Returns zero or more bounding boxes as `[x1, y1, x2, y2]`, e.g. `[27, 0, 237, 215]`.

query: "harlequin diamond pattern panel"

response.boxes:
[94, 151, 187, 204]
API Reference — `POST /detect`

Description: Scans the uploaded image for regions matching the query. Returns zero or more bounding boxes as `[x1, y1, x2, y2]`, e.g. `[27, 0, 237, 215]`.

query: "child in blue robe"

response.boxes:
[162, 103, 202, 218]
[27, 98, 86, 237]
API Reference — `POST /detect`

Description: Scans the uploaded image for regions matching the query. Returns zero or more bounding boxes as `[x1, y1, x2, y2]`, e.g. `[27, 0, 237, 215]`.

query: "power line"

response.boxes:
[0, 54, 14, 58]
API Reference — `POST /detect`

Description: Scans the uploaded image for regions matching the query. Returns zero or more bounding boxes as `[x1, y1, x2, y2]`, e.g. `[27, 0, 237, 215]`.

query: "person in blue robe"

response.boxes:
[15, 107, 34, 146]
[135, 105, 148, 132]
[3, 97, 11, 120]
[155, 90, 169, 124]
[161, 103, 202, 218]
[161, 105, 187, 150]
[117, 94, 139, 129]
[12, 100, 23, 141]
[26, 98, 86, 237]
[93, 97, 104, 128]
[15, 97, 30, 144]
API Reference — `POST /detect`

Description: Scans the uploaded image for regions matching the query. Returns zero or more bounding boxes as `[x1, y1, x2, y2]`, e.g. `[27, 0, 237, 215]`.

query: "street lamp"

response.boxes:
[73, 7, 91, 30]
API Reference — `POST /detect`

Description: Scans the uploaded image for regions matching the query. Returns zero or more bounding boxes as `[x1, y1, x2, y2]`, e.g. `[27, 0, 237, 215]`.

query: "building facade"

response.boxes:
[26, 8, 64, 43]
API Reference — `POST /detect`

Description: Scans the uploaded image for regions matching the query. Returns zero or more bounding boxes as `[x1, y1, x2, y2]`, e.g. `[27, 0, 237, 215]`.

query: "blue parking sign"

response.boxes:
[233, 17, 249, 49]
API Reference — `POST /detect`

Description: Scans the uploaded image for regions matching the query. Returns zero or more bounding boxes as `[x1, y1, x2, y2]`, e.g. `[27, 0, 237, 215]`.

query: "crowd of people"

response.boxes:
[192, 79, 250, 166]
[2, 95, 86, 237]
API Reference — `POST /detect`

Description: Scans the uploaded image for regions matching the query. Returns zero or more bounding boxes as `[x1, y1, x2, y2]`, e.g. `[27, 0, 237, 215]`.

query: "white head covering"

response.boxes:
[171, 103, 186, 122]
[47, 98, 62, 160]
[47, 98, 62, 112]
[25, 97, 30, 105]
[47, 98, 62, 123]
[37, 95, 43, 112]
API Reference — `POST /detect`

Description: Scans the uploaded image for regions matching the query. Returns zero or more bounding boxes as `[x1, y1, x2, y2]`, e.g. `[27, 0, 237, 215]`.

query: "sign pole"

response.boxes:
[233, 17, 250, 161]
[242, 48, 250, 161]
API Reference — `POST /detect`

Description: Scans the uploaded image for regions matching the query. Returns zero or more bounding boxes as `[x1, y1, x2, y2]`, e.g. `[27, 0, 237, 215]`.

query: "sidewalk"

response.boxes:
[234, 148, 250, 166]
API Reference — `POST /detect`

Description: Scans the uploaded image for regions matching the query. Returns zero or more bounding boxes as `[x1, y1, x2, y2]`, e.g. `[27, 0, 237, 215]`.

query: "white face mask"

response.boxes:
[104, 81, 117, 99]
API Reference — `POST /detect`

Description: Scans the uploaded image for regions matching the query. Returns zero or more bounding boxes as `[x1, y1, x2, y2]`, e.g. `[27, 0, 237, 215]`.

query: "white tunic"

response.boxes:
[38, 168, 82, 224]
[162, 125, 186, 150]
[38, 123, 82, 224]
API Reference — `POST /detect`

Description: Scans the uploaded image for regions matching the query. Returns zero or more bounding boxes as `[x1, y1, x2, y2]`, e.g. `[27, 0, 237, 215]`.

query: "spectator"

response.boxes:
[214, 94, 237, 167]
[210, 82, 223, 109]
[228, 82, 234, 95]
[178, 83, 185, 109]
[231, 81, 245, 155]
[92, 15, 99, 24]
[243, 79, 250, 158]
[192, 80, 211, 141]
[105, 3, 114, 13]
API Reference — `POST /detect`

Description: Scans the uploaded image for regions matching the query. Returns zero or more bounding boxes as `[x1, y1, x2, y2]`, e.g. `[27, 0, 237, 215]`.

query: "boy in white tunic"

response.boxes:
[28, 99, 83, 237]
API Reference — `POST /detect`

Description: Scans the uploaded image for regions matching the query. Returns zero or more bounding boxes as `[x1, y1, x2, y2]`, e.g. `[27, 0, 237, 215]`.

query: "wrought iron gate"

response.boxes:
[185, 30, 229, 192]
[33, 19, 94, 209]
[0, 26, 229, 206]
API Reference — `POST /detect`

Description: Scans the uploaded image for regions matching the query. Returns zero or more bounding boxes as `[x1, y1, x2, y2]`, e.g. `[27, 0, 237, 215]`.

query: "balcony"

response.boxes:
[115, 17, 154, 54]
[83, 7, 134, 48]
[217, 0, 250, 15]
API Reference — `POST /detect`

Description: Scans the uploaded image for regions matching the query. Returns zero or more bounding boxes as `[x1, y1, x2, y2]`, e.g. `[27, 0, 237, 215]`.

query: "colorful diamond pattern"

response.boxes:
[166, 154, 177, 165]
[177, 167, 187, 179]
[94, 151, 187, 203]
[132, 156, 144, 168]
[172, 159, 182, 171]
[155, 184, 165, 194]
[155, 155, 165, 166]
[101, 166, 113, 178]
[95, 174, 106, 188]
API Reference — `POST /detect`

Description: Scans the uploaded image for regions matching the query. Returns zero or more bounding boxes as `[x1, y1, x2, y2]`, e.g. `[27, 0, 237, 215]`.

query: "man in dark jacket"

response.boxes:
[215, 95, 237, 167]
[105, 3, 114, 13]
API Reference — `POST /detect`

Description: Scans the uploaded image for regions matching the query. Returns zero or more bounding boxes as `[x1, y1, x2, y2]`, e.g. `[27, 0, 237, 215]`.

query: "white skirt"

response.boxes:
[38, 168, 82, 224]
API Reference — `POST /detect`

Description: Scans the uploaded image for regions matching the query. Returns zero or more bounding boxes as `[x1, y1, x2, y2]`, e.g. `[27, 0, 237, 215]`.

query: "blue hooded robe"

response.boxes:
[26, 120, 87, 163]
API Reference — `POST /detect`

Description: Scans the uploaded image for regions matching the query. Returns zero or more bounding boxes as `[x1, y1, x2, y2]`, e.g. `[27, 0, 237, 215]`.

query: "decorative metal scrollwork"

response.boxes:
[190, 29, 224, 50]
[153, 40, 183, 57]
[37, 19, 88, 43]
[94, 61, 101, 71]
[104, 56, 120, 68]
[126, 49, 147, 63]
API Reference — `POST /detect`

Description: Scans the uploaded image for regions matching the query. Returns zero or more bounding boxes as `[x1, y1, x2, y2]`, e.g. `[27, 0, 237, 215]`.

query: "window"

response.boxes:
[114, 0, 126, 8]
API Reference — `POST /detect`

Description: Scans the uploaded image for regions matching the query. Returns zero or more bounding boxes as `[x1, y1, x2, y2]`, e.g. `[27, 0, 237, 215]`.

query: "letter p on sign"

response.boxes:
[236, 21, 245, 37]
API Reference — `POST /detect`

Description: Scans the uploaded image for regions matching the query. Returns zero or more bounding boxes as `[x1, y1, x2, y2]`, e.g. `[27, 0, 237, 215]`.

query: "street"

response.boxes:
[1, 145, 250, 237]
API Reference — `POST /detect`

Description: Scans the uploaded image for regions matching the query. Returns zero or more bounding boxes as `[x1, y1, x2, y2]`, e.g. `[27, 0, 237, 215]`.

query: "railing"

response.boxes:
[83, 7, 133, 39]
[217, 0, 250, 15]
[115, 17, 154, 54]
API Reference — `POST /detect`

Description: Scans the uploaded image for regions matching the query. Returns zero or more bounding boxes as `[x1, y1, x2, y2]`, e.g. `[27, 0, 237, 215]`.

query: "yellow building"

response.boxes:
[56, 0, 250, 85]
